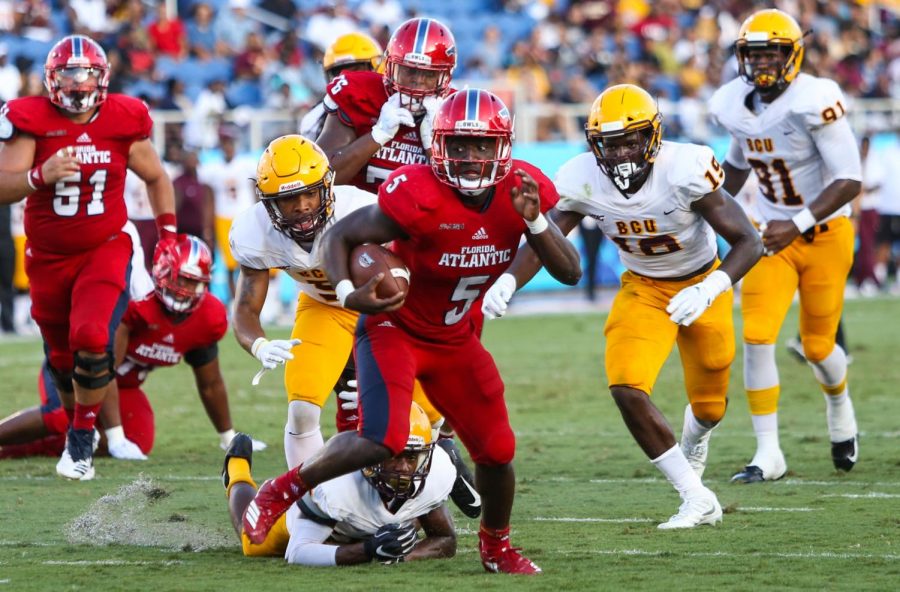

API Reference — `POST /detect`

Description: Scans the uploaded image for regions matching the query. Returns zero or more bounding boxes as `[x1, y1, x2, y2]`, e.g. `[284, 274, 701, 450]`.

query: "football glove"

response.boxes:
[666, 270, 731, 327]
[106, 427, 148, 461]
[252, 338, 301, 370]
[418, 95, 442, 151]
[337, 380, 358, 411]
[363, 522, 418, 564]
[371, 93, 414, 146]
[482, 273, 517, 320]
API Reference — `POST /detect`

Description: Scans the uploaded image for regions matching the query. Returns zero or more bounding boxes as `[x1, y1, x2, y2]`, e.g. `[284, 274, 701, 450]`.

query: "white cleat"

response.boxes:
[680, 405, 713, 478]
[658, 489, 723, 530]
[56, 428, 96, 481]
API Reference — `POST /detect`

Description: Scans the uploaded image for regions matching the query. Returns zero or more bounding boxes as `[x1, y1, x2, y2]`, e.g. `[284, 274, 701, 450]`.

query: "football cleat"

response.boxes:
[479, 534, 541, 575]
[680, 405, 713, 478]
[831, 435, 858, 472]
[437, 438, 482, 518]
[242, 477, 300, 544]
[657, 489, 723, 530]
[56, 428, 96, 481]
[222, 432, 254, 491]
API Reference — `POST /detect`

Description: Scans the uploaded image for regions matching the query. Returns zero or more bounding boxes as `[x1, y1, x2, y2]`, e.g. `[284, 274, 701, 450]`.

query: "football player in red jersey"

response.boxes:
[317, 17, 456, 192]
[239, 90, 581, 575]
[0, 35, 177, 480]
[0, 235, 264, 460]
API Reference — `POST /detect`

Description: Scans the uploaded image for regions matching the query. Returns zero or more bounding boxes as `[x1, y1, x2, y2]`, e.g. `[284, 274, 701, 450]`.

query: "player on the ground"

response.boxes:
[0, 35, 178, 480]
[709, 9, 862, 482]
[317, 17, 456, 192]
[238, 90, 581, 575]
[482, 84, 762, 528]
[299, 32, 384, 141]
[223, 403, 456, 566]
[0, 235, 264, 459]
[198, 129, 257, 301]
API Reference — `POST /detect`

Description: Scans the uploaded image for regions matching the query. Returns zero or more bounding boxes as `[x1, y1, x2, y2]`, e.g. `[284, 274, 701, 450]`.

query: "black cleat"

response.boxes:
[222, 432, 254, 491]
[437, 438, 481, 518]
[731, 465, 766, 484]
[831, 435, 858, 472]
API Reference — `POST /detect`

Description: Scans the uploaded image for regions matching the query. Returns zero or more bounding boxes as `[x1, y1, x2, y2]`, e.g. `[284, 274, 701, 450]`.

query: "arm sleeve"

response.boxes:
[812, 117, 862, 182]
[284, 518, 339, 567]
[725, 137, 750, 169]
[183, 343, 218, 368]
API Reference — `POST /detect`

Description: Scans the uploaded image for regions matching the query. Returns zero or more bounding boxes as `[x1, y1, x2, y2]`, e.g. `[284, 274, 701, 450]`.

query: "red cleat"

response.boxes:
[479, 531, 542, 575]
[242, 477, 302, 544]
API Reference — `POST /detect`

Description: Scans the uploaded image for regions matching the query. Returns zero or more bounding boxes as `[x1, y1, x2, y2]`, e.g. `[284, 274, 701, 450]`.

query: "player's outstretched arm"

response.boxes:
[0, 135, 80, 204]
[322, 204, 407, 314]
[233, 266, 271, 354]
[694, 187, 763, 283]
[189, 356, 234, 441]
[404, 505, 456, 562]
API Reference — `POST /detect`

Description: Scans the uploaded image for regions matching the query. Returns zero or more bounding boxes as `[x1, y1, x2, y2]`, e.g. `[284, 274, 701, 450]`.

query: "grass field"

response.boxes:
[1, 298, 899, 591]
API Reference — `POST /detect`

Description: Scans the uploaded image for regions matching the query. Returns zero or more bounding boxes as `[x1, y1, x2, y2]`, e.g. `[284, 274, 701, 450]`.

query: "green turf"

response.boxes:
[1, 298, 898, 591]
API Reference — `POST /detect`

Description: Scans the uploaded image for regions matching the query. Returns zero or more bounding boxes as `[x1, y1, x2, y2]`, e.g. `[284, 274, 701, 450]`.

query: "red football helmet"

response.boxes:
[431, 89, 514, 193]
[44, 35, 110, 113]
[152, 235, 213, 314]
[384, 18, 456, 112]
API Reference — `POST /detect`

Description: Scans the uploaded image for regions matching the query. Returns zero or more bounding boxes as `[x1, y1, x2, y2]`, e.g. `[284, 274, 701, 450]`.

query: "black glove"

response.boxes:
[363, 522, 418, 563]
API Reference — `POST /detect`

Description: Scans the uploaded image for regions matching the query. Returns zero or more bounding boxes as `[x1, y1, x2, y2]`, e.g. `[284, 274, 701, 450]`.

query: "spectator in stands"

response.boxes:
[174, 150, 214, 249]
[184, 79, 229, 149]
[359, 0, 405, 30]
[69, 0, 112, 37]
[187, 2, 218, 60]
[304, 1, 359, 51]
[148, 1, 188, 60]
[13, 0, 54, 41]
[234, 31, 268, 81]
[215, 0, 260, 57]
[0, 44, 21, 102]
[876, 133, 900, 292]
[476, 25, 505, 77]
[854, 136, 883, 296]
[157, 78, 193, 113]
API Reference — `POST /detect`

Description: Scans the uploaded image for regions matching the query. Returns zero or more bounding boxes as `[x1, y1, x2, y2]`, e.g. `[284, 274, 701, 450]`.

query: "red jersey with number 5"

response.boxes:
[0, 94, 152, 254]
[377, 161, 558, 344]
[323, 70, 430, 193]
[115, 291, 227, 389]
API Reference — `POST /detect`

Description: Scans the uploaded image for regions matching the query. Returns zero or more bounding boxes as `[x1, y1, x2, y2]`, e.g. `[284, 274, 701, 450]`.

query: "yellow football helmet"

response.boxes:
[255, 134, 334, 243]
[323, 32, 383, 78]
[584, 84, 662, 192]
[363, 402, 435, 502]
[735, 9, 805, 90]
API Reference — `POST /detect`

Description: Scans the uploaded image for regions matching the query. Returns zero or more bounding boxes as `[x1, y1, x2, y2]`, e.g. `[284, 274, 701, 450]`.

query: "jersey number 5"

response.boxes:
[445, 275, 490, 325]
[53, 169, 107, 217]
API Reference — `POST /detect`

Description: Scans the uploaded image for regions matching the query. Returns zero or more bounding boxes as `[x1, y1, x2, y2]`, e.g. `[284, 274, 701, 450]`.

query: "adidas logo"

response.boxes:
[162, 333, 175, 344]
[76, 132, 92, 143]
[378, 320, 395, 328]
[472, 227, 489, 240]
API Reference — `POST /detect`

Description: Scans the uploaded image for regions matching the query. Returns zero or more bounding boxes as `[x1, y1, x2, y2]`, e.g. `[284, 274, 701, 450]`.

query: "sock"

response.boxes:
[479, 524, 510, 556]
[808, 345, 848, 389]
[651, 445, 704, 498]
[808, 346, 856, 441]
[72, 402, 101, 431]
[744, 343, 780, 415]
[64, 406, 75, 425]
[283, 427, 324, 470]
[748, 412, 783, 469]
[682, 406, 714, 447]
[225, 457, 257, 498]
[272, 465, 308, 500]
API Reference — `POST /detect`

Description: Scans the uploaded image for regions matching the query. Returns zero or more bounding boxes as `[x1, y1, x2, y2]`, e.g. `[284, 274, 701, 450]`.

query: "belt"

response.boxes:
[801, 222, 829, 243]
[633, 257, 716, 282]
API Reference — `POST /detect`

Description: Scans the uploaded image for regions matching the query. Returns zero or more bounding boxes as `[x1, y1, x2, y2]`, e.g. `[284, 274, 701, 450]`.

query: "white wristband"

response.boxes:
[525, 212, 549, 234]
[250, 337, 267, 357]
[105, 425, 126, 446]
[25, 172, 37, 191]
[703, 269, 733, 298]
[335, 279, 355, 307]
[370, 127, 393, 147]
[791, 208, 817, 233]
[219, 429, 236, 448]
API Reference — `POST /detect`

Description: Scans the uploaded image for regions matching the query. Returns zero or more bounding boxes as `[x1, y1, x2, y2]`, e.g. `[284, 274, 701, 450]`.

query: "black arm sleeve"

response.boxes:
[183, 343, 218, 368]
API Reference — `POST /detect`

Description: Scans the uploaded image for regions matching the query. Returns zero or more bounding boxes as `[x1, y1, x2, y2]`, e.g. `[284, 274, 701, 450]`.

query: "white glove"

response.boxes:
[252, 337, 301, 370]
[218, 429, 268, 451]
[337, 380, 358, 410]
[106, 426, 147, 460]
[418, 95, 442, 150]
[371, 93, 414, 146]
[482, 273, 517, 320]
[666, 270, 732, 327]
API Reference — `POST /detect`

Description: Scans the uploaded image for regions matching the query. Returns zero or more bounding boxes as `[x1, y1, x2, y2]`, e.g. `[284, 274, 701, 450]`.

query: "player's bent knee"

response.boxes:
[802, 336, 834, 363]
[470, 428, 515, 466]
[287, 400, 322, 435]
[690, 400, 726, 423]
[46, 362, 74, 394]
[73, 351, 114, 389]
[71, 323, 111, 353]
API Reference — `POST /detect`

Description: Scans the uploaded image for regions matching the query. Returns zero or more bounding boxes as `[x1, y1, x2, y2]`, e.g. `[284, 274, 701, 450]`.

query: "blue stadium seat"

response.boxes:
[226, 79, 263, 107]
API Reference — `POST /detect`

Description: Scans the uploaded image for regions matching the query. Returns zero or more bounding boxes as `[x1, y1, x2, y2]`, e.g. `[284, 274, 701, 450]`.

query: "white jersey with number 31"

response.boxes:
[555, 141, 723, 279]
[708, 73, 861, 224]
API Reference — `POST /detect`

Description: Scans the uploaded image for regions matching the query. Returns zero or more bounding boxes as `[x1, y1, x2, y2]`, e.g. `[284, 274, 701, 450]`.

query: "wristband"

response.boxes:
[105, 426, 126, 446]
[251, 337, 268, 357]
[524, 212, 549, 234]
[156, 212, 178, 241]
[218, 429, 236, 448]
[335, 279, 355, 307]
[791, 208, 816, 233]
[702, 269, 733, 298]
[27, 165, 45, 190]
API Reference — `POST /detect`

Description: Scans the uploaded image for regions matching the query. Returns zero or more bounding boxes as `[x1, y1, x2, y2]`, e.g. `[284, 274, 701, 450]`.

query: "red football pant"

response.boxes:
[354, 314, 514, 465]
[38, 364, 155, 455]
[26, 232, 132, 372]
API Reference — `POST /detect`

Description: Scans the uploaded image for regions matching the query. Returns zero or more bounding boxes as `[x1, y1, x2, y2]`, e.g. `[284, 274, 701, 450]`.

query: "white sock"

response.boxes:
[681, 406, 714, 447]
[823, 390, 857, 442]
[749, 412, 782, 467]
[284, 426, 323, 469]
[652, 445, 705, 498]
[743, 343, 779, 391]
[808, 345, 847, 387]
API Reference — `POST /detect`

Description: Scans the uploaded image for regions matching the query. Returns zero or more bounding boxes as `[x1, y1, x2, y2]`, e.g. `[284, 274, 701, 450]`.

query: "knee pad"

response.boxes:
[286, 400, 321, 436]
[45, 361, 74, 394]
[72, 351, 114, 390]
[689, 400, 727, 423]
[71, 322, 110, 353]
[801, 336, 835, 364]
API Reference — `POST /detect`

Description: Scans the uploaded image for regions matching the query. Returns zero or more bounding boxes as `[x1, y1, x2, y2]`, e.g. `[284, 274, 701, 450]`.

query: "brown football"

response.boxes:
[349, 244, 410, 300]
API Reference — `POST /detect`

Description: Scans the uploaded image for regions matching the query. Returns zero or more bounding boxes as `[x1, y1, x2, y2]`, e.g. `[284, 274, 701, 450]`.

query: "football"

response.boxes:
[349, 244, 410, 300]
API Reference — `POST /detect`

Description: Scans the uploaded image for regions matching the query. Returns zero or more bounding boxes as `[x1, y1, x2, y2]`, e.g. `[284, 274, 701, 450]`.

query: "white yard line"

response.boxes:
[42, 560, 186, 566]
[822, 492, 900, 499]
[737, 507, 822, 512]
[533, 517, 654, 523]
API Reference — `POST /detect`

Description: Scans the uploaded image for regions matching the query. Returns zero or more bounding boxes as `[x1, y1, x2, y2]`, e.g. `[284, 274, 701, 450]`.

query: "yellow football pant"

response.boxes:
[604, 264, 735, 422]
[13, 234, 28, 291]
[215, 216, 238, 272]
[742, 216, 854, 362]
[285, 293, 441, 424]
[242, 514, 290, 557]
